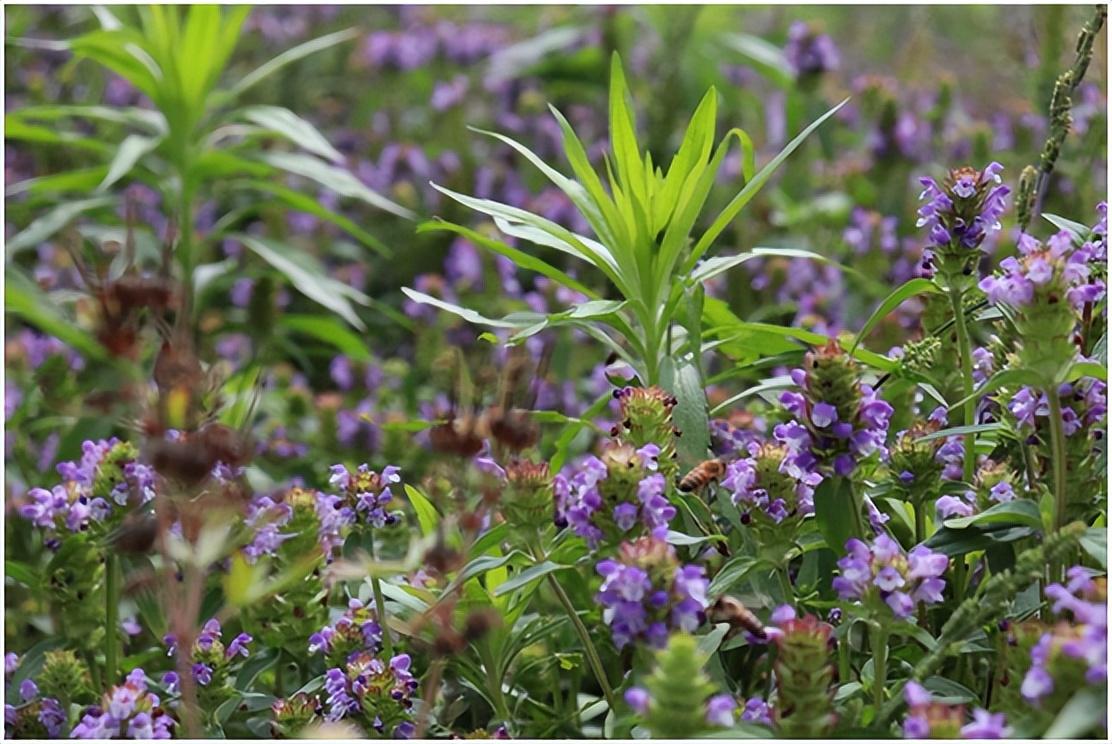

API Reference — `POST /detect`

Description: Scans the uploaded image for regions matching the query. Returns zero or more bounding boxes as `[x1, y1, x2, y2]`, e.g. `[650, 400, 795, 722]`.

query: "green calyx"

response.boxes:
[643, 633, 717, 739]
[38, 649, 95, 705]
[774, 615, 836, 738]
[803, 342, 862, 423]
[502, 460, 554, 529]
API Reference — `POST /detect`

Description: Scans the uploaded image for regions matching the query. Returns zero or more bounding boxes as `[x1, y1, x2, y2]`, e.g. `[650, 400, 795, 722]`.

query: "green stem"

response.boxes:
[871, 623, 888, 711]
[104, 553, 120, 687]
[776, 564, 794, 604]
[368, 533, 395, 659]
[913, 499, 926, 547]
[478, 639, 512, 724]
[528, 539, 618, 714]
[947, 285, 977, 484]
[1046, 391, 1070, 583]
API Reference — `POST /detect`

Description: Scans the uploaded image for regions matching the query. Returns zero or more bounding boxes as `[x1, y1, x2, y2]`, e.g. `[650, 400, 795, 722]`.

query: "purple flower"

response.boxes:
[784, 21, 839, 78]
[741, 696, 772, 726]
[555, 446, 675, 548]
[705, 694, 736, 727]
[918, 163, 1009, 255]
[596, 538, 708, 649]
[225, 633, 253, 659]
[834, 536, 947, 618]
[961, 709, 1012, 739]
[624, 686, 649, 714]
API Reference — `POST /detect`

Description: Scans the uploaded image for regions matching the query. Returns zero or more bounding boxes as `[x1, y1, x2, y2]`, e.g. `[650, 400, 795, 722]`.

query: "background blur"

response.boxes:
[4, 3, 1108, 492]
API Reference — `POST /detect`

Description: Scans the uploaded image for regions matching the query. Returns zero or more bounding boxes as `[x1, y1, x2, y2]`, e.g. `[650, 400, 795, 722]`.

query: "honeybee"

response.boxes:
[66, 211, 179, 359]
[428, 348, 487, 458]
[483, 343, 551, 454]
[708, 596, 766, 640]
[677, 458, 727, 493]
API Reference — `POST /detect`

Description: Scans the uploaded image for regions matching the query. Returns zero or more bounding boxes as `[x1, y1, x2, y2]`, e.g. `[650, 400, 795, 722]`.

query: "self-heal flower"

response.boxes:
[595, 537, 708, 650]
[918, 162, 1009, 256]
[833, 535, 948, 619]
[320, 651, 418, 738]
[70, 669, 174, 739]
[555, 445, 676, 549]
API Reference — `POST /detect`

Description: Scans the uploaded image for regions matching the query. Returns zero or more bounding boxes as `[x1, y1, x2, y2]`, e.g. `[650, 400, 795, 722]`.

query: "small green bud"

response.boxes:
[642, 633, 717, 739]
[38, 649, 94, 704]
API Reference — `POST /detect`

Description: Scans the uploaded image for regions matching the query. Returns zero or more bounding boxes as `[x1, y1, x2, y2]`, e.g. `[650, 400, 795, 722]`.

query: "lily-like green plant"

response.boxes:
[405, 53, 844, 456]
[7, 5, 410, 328]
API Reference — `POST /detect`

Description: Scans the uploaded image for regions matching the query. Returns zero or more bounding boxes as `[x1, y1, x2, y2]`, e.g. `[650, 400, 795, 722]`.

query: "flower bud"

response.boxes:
[772, 612, 836, 738]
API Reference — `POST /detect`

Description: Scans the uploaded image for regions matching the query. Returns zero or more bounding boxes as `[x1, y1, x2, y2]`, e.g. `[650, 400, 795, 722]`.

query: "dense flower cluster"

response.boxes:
[980, 231, 1105, 311]
[4, 677, 66, 739]
[1007, 378, 1107, 435]
[917, 162, 1010, 255]
[309, 598, 384, 667]
[162, 618, 253, 693]
[327, 462, 403, 529]
[936, 459, 1023, 519]
[322, 651, 418, 738]
[20, 439, 153, 533]
[271, 693, 324, 737]
[833, 535, 948, 618]
[243, 494, 295, 562]
[902, 681, 1012, 738]
[554, 444, 675, 548]
[1020, 567, 1106, 704]
[71, 669, 175, 739]
[777, 342, 895, 478]
[783, 21, 839, 79]
[595, 537, 708, 649]
[721, 441, 820, 535]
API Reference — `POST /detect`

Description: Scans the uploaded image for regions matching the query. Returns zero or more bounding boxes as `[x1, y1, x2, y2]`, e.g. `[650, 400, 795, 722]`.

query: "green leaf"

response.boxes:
[1044, 688, 1106, 738]
[260, 152, 414, 220]
[235, 234, 367, 330]
[235, 179, 391, 257]
[240, 105, 344, 165]
[6, 166, 111, 197]
[403, 484, 440, 537]
[99, 133, 162, 191]
[4, 560, 38, 588]
[925, 525, 1036, 557]
[665, 530, 725, 547]
[922, 676, 979, 704]
[493, 560, 570, 597]
[851, 278, 941, 351]
[689, 98, 848, 267]
[1080, 527, 1106, 568]
[1042, 212, 1092, 244]
[280, 314, 373, 361]
[708, 555, 758, 595]
[709, 375, 793, 415]
[719, 32, 794, 87]
[813, 476, 859, 552]
[696, 623, 730, 660]
[672, 358, 710, 465]
[5, 270, 107, 360]
[400, 288, 537, 330]
[6, 196, 116, 258]
[948, 367, 1045, 415]
[942, 500, 1042, 531]
[224, 28, 360, 101]
[914, 422, 1010, 444]
[418, 220, 598, 299]
[1067, 360, 1107, 383]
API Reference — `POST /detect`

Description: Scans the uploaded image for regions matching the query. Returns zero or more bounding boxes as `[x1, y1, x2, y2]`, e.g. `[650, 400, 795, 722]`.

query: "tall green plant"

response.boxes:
[6, 5, 411, 328]
[405, 53, 843, 456]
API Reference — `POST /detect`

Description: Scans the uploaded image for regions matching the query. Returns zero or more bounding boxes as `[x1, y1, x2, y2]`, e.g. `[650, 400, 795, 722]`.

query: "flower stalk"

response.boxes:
[104, 553, 121, 690]
[529, 538, 618, 713]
